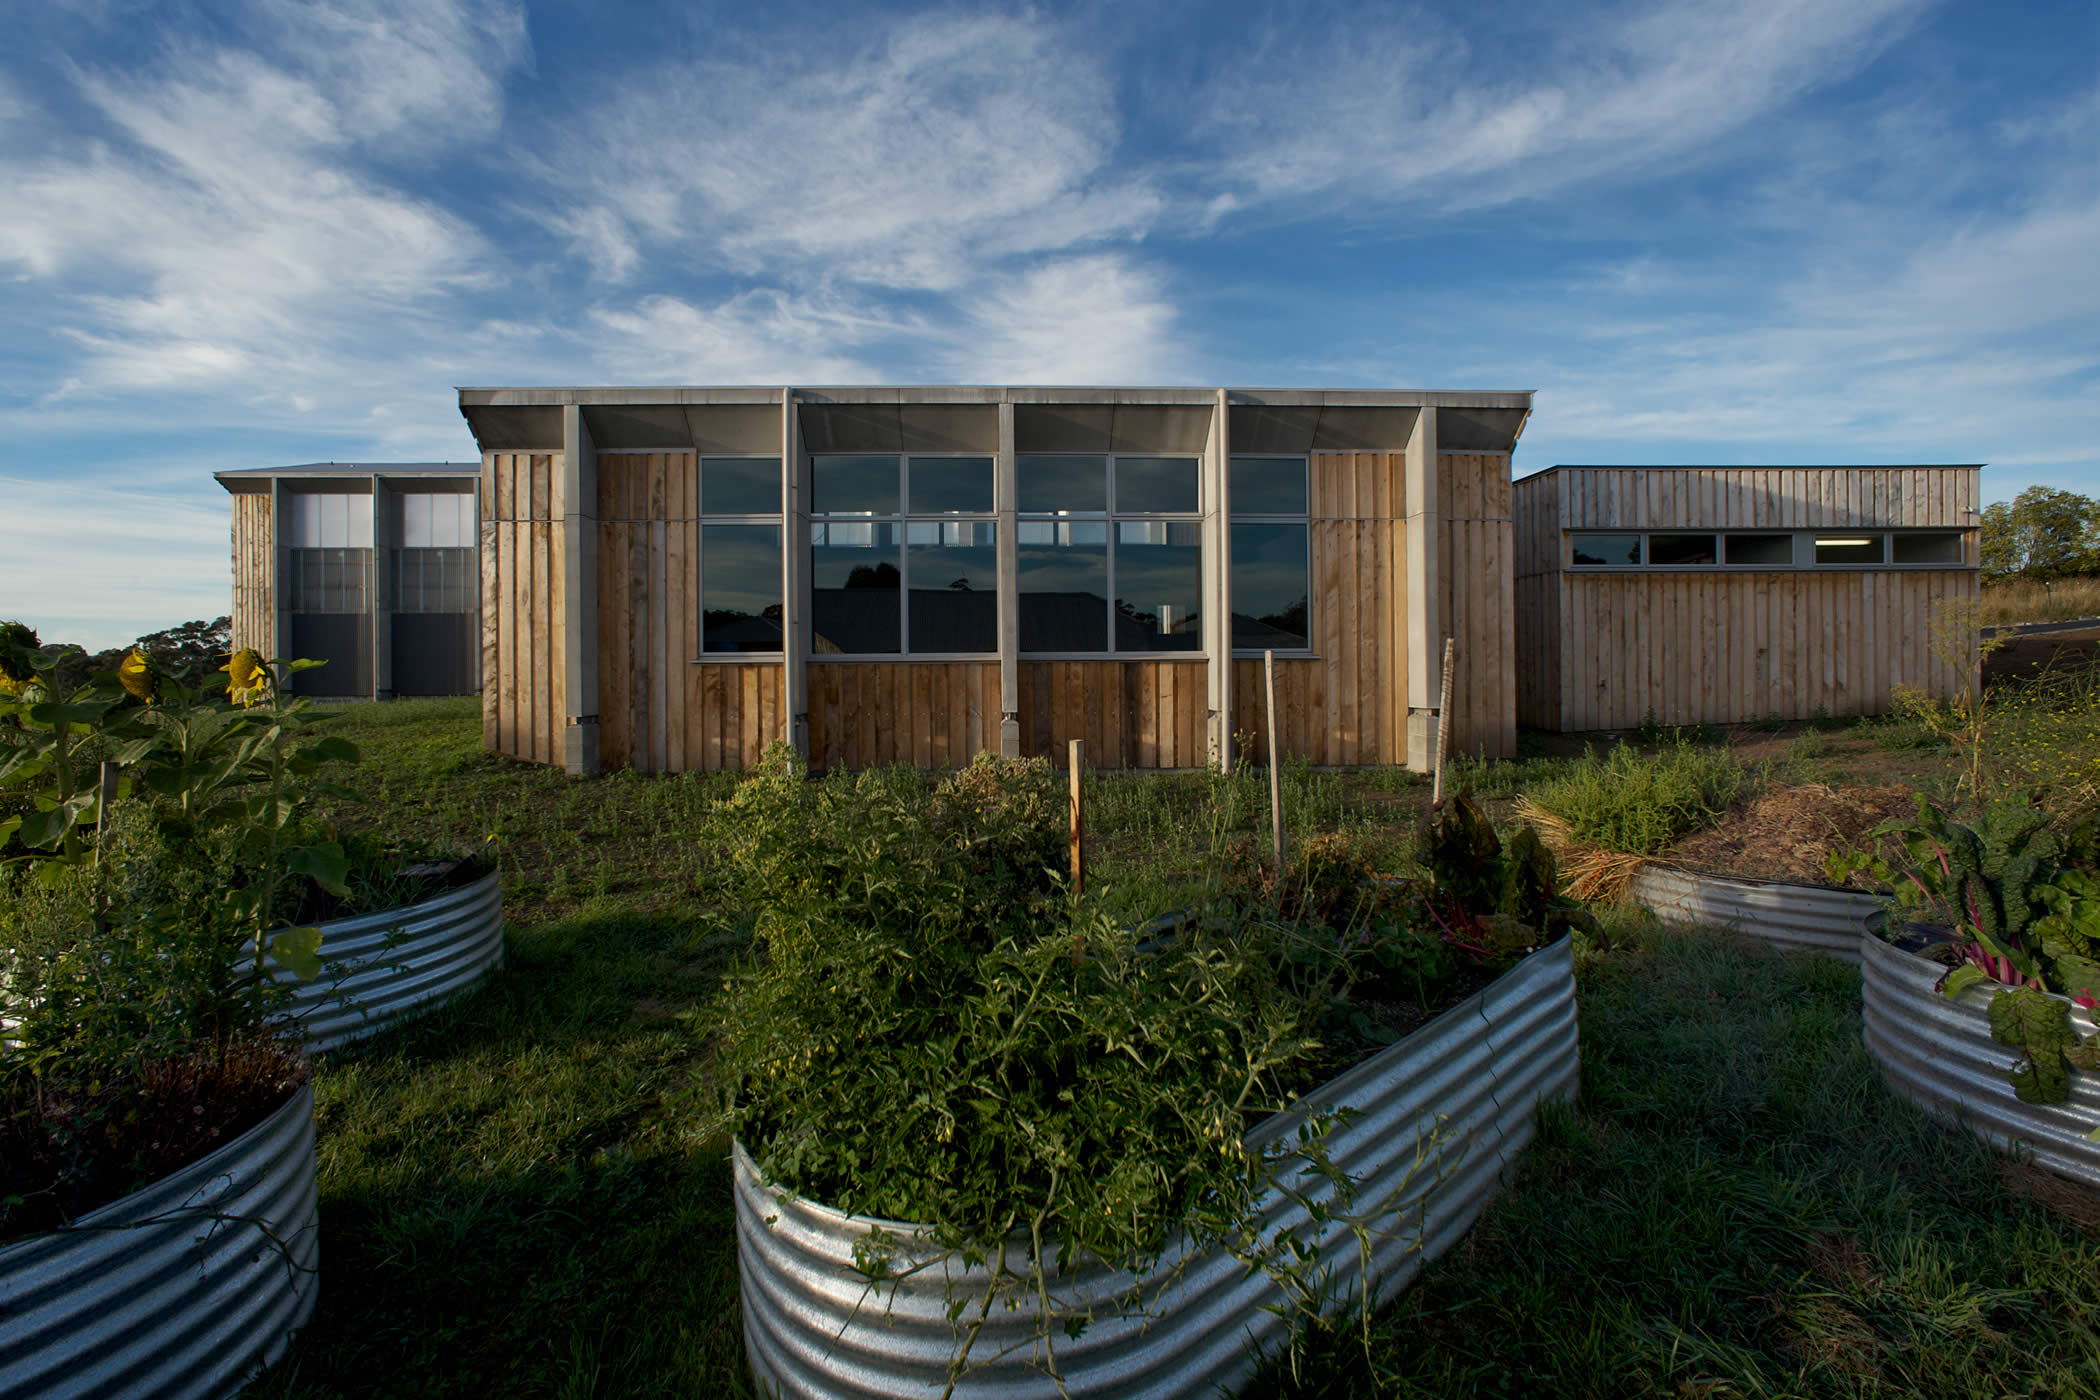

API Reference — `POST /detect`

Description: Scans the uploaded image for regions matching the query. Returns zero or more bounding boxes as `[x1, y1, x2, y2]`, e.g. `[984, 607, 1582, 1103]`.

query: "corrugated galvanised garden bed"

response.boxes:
[736, 936, 1579, 1399]
[1630, 865, 1883, 965]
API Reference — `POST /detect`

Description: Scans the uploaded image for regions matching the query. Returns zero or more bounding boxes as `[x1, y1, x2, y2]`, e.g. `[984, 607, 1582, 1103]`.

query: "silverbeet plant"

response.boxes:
[1832, 795, 2100, 1131]
[708, 747, 1451, 1393]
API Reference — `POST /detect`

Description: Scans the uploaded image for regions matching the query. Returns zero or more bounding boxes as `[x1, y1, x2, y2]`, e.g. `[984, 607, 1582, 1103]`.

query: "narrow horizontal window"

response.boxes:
[906, 457, 994, 515]
[1016, 455, 1107, 515]
[811, 521, 901, 654]
[701, 457, 782, 516]
[1814, 535, 1885, 565]
[812, 455, 899, 516]
[1570, 533, 1640, 567]
[1230, 522, 1309, 650]
[1891, 531, 1962, 565]
[1648, 534, 1717, 566]
[1230, 456, 1309, 516]
[701, 524, 783, 653]
[1724, 534, 1793, 566]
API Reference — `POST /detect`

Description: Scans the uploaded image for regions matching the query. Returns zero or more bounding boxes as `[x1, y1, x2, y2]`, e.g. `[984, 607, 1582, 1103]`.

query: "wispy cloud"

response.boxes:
[950, 255, 1187, 384]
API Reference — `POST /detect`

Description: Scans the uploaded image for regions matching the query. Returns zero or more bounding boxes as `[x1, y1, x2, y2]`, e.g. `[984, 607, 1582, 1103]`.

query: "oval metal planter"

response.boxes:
[0, 1083, 320, 1399]
[267, 869, 504, 1054]
[1860, 932, 2100, 1186]
[1629, 865, 1884, 964]
[737, 936, 1580, 1399]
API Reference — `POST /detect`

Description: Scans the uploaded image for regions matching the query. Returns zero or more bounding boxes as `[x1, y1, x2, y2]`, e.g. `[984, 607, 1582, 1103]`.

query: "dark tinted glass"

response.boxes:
[1229, 457, 1308, 515]
[1891, 532, 1962, 564]
[1016, 455, 1107, 514]
[700, 457, 781, 516]
[811, 522, 900, 653]
[1114, 456, 1199, 514]
[1230, 523, 1309, 649]
[907, 457, 994, 514]
[1114, 521, 1201, 650]
[1815, 535, 1886, 565]
[1570, 533, 1640, 567]
[701, 524, 783, 653]
[1647, 534, 1716, 566]
[1017, 519, 1107, 651]
[812, 455, 899, 515]
[906, 522, 997, 653]
[1723, 534, 1792, 566]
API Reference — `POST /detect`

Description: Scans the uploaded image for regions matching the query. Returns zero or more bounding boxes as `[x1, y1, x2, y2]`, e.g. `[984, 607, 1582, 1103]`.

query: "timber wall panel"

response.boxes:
[229, 494, 273, 658]
[481, 451, 565, 767]
[1558, 569, 1978, 729]
[1015, 662, 1207, 769]
[808, 663, 1001, 772]
[1558, 466, 1977, 531]
[1438, 454, 1517, 759]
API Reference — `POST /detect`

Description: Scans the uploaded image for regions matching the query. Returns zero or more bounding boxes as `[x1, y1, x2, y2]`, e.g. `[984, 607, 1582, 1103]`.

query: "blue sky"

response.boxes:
[3, 0, 2095, 649]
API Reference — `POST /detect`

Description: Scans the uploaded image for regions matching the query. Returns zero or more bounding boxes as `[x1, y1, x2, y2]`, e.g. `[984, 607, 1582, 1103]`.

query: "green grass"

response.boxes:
[243, 701, 2098, 1397]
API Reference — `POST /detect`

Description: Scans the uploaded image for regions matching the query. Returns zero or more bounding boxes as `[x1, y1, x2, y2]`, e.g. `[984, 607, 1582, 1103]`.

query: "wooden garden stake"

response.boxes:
[1264, 649, 1283, 877]
[1431, 637, 1456, 804]
[1068, 738, 1084, 896]
[93, 761, 120, 869]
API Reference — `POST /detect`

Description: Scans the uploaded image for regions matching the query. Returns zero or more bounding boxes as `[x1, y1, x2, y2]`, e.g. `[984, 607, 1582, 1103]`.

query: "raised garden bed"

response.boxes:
[1628, 865, 1884, 965]
[0, 1084, 319, 1399]
[268, 866, 503, 1054]
[1860, 933, 2100, 1185]
[736, 936, 1578, 1399]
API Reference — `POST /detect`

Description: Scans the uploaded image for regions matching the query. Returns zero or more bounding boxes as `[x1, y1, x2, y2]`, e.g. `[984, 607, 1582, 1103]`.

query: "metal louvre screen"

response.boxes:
[284, 548, 371, 614]
[288, 613, 372, 697]
[390, 613, 477, 695]
[392, 547, 475, 614]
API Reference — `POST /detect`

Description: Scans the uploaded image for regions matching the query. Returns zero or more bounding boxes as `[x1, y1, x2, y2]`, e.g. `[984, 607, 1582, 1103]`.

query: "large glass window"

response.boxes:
[1229, 455, 1310, 651]
[698, 456, 783, 653]
[1017, 454, 1200, 653]
[811, 456, 996, 655]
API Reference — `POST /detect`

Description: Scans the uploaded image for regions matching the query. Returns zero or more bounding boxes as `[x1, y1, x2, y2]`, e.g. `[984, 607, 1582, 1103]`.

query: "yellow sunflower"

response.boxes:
[222, 647, 269, 706]
[118, 648, 160, 704]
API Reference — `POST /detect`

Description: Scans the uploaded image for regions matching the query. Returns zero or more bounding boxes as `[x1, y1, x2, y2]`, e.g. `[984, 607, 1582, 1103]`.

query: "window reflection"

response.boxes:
[811, 521, 901, 654]
[701, 524, 783, 652]
[1230, 523, 1309, 649]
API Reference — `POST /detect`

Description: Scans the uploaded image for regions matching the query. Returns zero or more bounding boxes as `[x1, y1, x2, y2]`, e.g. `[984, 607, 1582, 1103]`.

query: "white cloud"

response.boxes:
[951, 255, 1186, 385]
[539, 12, 1163, 291]
[1203, 0, 1927, 210]
[581, 289, 893, 385]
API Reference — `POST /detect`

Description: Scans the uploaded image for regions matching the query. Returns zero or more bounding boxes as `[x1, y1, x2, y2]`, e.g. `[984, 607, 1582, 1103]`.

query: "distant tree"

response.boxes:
[1981, 487, 2099, 584]
[134, 616, 232, 676]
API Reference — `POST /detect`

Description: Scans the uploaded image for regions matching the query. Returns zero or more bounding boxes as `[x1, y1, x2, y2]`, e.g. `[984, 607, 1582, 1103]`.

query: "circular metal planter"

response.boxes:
[268, 869, 504, 1054]
[1629, 866, 1883, 964]
[1861, 932, 2100, 1185]
[0, 1083, 320, 1399]
[736, 936, 1580, 1399]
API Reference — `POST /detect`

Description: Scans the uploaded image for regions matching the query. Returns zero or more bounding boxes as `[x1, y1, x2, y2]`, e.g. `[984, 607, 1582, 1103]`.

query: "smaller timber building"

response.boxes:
[217, 463, 483, 699]
[456, 386, 1532, 776]
[1513, 465, 1982, 731]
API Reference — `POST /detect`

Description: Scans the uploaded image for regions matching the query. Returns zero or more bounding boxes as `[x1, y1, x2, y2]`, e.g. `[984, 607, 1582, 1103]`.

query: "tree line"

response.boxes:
[27, 617, 232, 694]
[1981, 487, 2100, 585]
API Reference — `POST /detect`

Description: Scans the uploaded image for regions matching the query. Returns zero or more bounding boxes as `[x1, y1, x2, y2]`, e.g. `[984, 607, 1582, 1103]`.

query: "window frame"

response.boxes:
[1016, 452, 1204, 660]
[694, 454, 786, 660]
[809, 452, 999, 660]
[1227, 454, 1316, 659]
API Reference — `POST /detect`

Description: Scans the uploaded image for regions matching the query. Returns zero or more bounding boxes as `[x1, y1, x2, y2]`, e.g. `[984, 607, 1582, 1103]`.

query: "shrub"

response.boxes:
[1515, 739, 1749, 856]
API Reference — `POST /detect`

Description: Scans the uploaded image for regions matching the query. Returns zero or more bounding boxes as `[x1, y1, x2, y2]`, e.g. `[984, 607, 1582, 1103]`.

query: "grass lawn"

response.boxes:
[248, 696, 2100, 1398]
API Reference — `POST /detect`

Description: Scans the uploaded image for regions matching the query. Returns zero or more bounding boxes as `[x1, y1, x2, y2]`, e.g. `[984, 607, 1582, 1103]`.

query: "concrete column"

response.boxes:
[1205, 388, 1233, 772]
[996, 397, 1020, 758]
[782, 389, 809, 756]
[1404, 406, 1442, 771]
[370, 478, 393, 701]
[561, 404, 601, 777]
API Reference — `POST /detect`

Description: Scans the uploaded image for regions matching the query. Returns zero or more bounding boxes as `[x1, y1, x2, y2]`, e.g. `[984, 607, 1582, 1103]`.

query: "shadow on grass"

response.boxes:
[1247, 928, 2100, 1400]
[249, 907, 760, 1399]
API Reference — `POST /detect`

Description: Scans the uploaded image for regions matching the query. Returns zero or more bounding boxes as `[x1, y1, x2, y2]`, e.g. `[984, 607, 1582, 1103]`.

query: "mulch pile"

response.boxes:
[1667, 783, 1918, 886]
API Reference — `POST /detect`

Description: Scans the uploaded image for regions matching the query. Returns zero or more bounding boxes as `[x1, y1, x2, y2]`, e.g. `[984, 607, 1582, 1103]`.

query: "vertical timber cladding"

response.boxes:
[1014, 662, 1210, 769]
[480, 451, 565, 766]
[808, 663, 1003, 772]
[1229, 453, 1411, 766]
[1511, 470, 1563, 731]
[1436, 453, 1517, 759]
[1544, 466, 1981, 730]
[595, 451, 782, 774]
[229, 492, 274, 658]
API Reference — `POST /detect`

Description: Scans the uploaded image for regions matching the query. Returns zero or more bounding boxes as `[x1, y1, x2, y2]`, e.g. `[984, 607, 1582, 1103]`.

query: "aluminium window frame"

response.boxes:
[692, 454, 787, 662]
[808, 452, 1000, 661]
[1564, 528, 1972, 572]
[1226, 453, 1317, 659]
[1015, 451, 1205, 662]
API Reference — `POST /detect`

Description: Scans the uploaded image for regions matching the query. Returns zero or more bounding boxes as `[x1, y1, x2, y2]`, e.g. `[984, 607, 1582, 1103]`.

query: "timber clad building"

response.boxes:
[454, 386, 1532, 776]
[1512, 465, 1982, 732]
[218, 463, 483, 700]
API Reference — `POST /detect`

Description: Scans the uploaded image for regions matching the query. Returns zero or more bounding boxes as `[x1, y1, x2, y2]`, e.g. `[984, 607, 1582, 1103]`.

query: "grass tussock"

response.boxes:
[1982, 576, 2100, 626]
[1516, 739, 1752, 857]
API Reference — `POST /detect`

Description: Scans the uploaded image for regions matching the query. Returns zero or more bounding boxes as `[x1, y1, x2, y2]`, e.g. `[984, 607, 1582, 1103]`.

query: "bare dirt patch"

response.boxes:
[1997, 1159, 2100, 1234]
[1666, 782, 1917, 885]
[1988, 626, 2100, 685]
